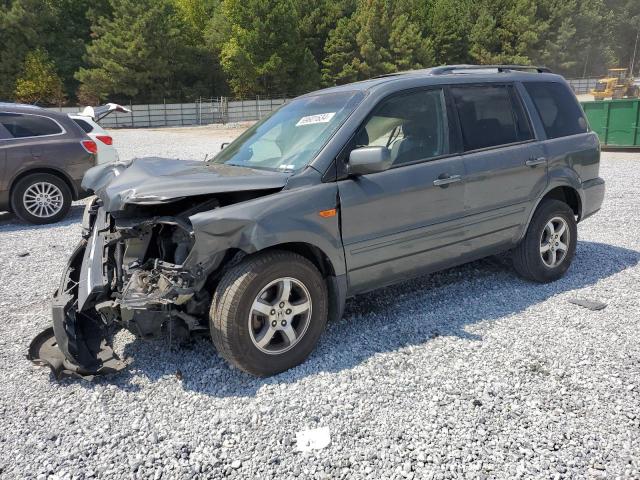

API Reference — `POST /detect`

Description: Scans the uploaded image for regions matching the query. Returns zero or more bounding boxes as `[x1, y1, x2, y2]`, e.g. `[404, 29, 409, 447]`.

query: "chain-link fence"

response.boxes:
[566, 78, 599, 94]
[48, 96, 289, 129]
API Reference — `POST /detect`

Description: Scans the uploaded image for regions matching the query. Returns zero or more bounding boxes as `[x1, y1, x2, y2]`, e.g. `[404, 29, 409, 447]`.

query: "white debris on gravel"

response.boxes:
[296, 427, 331, 452]
[0, 127, 639, 479]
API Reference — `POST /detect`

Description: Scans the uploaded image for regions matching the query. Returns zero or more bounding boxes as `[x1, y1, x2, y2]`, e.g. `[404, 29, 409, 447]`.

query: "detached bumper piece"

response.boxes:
[28, 230, 129, 380]
[27, 327, 127, 381]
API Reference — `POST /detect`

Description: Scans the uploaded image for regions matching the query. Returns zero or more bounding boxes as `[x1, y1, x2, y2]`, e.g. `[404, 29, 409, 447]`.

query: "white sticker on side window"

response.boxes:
[296, 112, 336, 127]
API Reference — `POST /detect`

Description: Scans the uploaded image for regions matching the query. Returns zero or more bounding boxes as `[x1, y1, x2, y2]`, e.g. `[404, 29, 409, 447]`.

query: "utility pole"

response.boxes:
[630, 27, 640, 77]
[582, 46, 590, 79]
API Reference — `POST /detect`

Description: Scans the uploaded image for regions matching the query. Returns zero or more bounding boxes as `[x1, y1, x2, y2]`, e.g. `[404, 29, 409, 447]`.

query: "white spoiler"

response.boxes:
[78, 103, 131, 121]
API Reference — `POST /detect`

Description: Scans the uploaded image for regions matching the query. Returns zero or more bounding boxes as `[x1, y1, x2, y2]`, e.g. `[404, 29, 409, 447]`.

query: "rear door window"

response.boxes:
[0, 112, 63, 138]
[450, 85, 533, 151]
[523, 82, 588, 139]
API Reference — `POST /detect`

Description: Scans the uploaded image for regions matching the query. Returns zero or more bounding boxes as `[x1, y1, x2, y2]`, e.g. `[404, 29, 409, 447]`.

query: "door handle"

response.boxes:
[525, 157, 547, 167]
[433, 174, 462, 187]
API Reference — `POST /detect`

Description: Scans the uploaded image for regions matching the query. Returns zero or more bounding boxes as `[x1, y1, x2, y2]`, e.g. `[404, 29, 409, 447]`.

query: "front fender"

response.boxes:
[186, 183, 345, 276]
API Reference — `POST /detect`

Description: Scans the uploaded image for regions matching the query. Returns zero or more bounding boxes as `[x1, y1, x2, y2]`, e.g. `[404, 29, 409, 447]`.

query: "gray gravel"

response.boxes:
[1, 127, 639, 479]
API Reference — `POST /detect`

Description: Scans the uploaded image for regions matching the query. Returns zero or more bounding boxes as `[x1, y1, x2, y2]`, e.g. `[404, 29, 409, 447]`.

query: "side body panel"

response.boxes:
[514, 132, 601, 243]
[338, 156, 467, 294]
[460, 141, 548, 250]
[187, 177, 346, 276]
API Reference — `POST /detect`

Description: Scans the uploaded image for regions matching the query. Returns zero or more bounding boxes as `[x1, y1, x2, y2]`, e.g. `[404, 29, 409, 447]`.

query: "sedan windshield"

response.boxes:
[212, 91, 364, 172]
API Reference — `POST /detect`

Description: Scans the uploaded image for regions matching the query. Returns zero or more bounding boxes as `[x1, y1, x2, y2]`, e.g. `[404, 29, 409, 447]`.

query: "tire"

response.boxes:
[11, 173, 72, 224]
[512, 199, 577, 283]
[210, 250, 328, 376]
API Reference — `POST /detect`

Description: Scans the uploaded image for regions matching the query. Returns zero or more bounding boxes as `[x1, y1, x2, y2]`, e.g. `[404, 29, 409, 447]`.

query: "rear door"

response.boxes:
[449, 84, 547, 254]
[338, 87, 468, 293]
[0, 123, 9, 194]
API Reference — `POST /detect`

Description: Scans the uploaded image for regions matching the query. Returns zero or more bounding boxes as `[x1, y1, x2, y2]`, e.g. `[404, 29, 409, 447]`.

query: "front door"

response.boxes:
[338, 88, 468, 294]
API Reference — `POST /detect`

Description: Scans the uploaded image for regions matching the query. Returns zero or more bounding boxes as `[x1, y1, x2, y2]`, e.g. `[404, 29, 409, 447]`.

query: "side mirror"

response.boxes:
[220, 142, 230, 150]
[348, 146, 391, 176]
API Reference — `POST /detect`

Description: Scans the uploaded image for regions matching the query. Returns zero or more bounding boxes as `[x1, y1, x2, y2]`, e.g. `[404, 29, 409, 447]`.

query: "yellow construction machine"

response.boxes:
[591, 68, 640, 100]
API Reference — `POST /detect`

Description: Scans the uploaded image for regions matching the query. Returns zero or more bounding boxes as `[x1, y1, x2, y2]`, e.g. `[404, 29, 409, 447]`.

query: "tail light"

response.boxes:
[96, 135, 113, 145]
[81, 140, 98, 154]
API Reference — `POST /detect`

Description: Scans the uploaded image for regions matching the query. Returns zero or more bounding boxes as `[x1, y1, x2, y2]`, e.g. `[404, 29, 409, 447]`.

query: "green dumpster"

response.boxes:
[581, 99, 640, 147]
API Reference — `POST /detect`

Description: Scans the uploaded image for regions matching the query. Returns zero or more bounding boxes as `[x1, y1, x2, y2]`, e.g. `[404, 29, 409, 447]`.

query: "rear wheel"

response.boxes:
[11, 173, 72, 224]
[210, 251, 328, 376]
[512, 199, 577, 283]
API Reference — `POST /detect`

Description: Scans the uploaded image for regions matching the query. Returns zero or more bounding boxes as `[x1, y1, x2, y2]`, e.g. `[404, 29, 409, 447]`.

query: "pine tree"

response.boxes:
[428, 0, 473, 65]
[605, 0, 640, 74]
[321, 0, 433, 86]
[295, 0, 357, 67]
[321, 17, 360, 85]
[220, 0, 320, 97]
[75, 0, 211, 102]
[0, 0, 56, 100]
[469, 0, 541, 65]
[14, 49, 65, 105]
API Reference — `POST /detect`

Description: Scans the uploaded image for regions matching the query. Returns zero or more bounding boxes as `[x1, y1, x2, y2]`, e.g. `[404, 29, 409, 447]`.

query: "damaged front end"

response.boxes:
[29, 197, 216, 379]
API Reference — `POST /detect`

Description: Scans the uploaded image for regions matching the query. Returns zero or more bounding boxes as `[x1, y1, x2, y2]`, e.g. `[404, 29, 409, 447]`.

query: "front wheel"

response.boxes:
[210, 251, 328, 376]
[512, 199, 577, 283]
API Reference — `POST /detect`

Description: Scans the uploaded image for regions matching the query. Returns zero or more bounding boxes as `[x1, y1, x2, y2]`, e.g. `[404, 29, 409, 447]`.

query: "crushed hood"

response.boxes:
[82, 157, 290, 211]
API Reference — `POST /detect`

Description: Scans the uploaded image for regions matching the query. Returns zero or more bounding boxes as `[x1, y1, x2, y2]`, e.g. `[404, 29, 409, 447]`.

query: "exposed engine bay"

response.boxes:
[28, 186, 276, 379]
[28, 196, 217, 378]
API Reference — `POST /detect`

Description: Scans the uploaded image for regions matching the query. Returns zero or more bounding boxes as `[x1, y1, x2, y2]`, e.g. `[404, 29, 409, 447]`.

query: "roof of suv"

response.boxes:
[306, 65, 563, 96]
[0, 102, 77, 124]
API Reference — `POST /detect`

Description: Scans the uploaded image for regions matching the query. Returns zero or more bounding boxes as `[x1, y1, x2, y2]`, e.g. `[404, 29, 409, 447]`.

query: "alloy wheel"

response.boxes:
[248, 277, 312, 355]
[22, 182, 64, 219]
[539, 216, 570, 268]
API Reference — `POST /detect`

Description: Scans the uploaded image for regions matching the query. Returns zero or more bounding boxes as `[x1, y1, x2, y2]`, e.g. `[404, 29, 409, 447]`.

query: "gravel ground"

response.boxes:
[0, 126, 639, 479]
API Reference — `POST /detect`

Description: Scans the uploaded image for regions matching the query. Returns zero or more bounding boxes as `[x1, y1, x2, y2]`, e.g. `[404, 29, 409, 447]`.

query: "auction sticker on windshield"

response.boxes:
[296, 112, 336, 126]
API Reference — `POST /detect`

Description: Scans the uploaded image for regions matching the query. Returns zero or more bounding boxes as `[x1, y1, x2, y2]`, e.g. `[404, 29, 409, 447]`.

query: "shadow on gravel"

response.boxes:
[0, 204, 85, 232]
[91, 240, 639, 396]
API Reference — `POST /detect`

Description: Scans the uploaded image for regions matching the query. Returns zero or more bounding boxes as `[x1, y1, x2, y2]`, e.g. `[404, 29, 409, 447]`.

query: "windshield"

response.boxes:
[212, 91, 364, 172]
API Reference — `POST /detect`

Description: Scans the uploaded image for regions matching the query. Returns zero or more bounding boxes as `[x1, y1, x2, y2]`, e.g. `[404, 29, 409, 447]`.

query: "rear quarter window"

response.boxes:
[72, 118, 94, 133]
[523, 82, 588, 139]
[0, 112, 63, 138]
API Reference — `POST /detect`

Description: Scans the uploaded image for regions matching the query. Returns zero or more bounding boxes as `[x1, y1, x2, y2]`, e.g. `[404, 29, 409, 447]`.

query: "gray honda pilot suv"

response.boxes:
[30, 65, 605, 379]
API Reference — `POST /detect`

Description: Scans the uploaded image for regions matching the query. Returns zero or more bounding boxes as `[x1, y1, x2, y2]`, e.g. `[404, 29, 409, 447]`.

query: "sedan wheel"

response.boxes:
[23, 182, 65, 219]
[11, 173, 72, 224]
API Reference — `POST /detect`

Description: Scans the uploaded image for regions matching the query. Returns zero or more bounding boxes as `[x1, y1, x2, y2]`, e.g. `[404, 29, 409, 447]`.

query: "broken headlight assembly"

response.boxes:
[28, 199, 213, 379]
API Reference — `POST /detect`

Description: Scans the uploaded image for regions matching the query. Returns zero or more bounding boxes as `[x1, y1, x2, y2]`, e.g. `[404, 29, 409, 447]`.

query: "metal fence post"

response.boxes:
[163, 98, 167, 127]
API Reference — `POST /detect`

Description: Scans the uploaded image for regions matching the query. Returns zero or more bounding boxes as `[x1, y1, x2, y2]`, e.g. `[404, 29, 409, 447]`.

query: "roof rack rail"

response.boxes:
[0, 102, 43, 109]
[430, 65, 552, 75]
